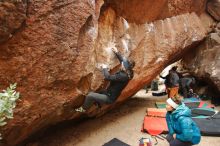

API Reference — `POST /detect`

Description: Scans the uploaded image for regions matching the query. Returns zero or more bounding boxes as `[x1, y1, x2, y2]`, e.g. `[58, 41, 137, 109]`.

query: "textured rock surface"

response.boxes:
[199, 12, 216, 33]
[0, 0, 209, 145]
[207, 0, 220, 21]
[0, 0, 27, 43]
[182, 23, 220, 93]
[105, 0, 207, 23]
[0, 0, 98, 145]
[113, 12, 206, 101]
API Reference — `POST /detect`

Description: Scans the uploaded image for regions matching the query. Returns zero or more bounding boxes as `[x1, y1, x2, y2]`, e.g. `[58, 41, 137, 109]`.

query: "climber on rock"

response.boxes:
[75, 47, 135, 112]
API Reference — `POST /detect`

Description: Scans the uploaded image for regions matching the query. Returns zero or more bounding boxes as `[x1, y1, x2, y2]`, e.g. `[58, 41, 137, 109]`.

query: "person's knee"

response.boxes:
[166, 134, 174, 143]
[87, 92, 96, 98]
[88, 91, 95, 95]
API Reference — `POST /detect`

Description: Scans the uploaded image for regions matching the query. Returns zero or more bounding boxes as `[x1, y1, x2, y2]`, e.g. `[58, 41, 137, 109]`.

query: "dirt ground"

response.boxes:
[32, 89, 220, 146]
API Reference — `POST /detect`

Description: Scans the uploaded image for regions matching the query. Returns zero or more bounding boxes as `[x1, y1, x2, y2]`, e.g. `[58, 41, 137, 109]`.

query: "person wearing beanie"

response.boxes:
[75, 47, 135, 112]
[166, 97, 201, 146]
[167, 67, 180, 98]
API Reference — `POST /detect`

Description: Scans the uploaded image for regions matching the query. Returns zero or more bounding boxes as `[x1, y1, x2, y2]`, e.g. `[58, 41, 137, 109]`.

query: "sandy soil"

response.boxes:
[31, 89, 220, 146]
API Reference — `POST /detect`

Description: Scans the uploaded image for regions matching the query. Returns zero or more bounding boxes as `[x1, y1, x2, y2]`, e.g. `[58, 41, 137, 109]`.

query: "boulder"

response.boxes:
[207, 0, 220, 21]
[0, 0, 209, 145]
[0, 1, 27, 43]
[182, 24, 220, 96]
[105, 0, 207, 23]
[199, 12, 216, 33]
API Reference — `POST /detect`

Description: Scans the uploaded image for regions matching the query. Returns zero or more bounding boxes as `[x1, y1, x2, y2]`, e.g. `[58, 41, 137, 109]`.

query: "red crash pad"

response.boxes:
[143, 116, 168, 136]
[147, 108, 167, 117]
[198, 101, 215, 108]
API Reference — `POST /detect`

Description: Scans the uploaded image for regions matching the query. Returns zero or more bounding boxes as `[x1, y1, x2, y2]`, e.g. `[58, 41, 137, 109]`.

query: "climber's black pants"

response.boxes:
[82, 92, 112, 109]
[166, 134, 192, 146]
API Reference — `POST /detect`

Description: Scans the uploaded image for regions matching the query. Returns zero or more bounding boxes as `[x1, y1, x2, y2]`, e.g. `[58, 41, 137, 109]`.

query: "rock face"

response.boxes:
[207, 0, 220, 21]
[105, 0, 207, 23]
[0, 1, 27, 43]
[182, 22, 220, 98]
[0, 0, 209, 145]
[0, 0, 98, 145]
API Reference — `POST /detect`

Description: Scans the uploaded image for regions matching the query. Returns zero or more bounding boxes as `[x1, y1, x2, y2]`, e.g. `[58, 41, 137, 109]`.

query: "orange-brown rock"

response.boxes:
[105, 0, 207, 23]
[182, 22, 220, 102]
[0, 1, 27, 43]
[0, 0, 210, 145]
[207, 0, 220, 21]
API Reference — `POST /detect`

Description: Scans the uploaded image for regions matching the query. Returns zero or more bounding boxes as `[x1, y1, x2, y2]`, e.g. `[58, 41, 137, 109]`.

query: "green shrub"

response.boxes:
[0, 83, 20, 139]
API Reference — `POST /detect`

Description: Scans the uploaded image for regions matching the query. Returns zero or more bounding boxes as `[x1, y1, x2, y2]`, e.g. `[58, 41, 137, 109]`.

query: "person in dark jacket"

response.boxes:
[166, 96, 201, 146]
[179, 77, 196, 98]
[171, 66, 184, 79]
[160, 70, 172, 91]
[75, 48, 135, 112]
[167, 67, 180, 98]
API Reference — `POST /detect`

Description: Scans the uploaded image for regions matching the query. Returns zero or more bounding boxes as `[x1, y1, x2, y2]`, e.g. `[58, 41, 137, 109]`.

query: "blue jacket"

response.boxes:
[166, 103, 201, 144]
